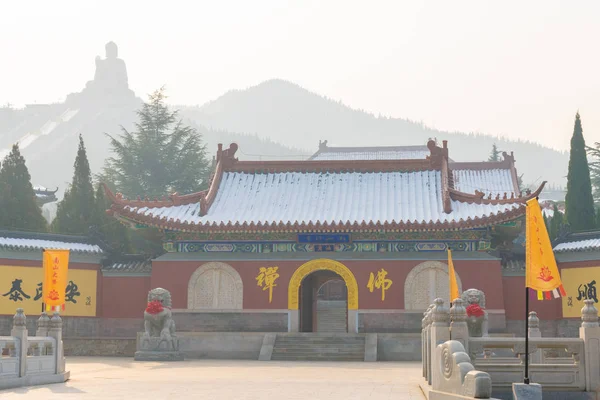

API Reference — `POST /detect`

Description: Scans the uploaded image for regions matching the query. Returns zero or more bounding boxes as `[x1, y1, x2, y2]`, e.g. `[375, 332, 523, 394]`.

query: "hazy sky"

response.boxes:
[1, 1, 598, 151]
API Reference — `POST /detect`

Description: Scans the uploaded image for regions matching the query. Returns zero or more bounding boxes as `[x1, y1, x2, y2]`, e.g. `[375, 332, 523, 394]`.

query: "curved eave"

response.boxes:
[101, 182, 208, 208]
[448, 181, 546, 205]
[107, 202, 526, 233]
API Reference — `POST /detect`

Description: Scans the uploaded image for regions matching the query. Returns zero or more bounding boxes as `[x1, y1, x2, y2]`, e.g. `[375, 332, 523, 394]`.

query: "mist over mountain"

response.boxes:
[182, 79, 568, 187]
[1, 45, 568, 205]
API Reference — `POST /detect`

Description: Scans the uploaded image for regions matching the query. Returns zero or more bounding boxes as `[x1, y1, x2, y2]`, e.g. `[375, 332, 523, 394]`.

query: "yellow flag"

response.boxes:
[448, 249, 460, 303]
[525, 198, 566, 300]
[42, 249, 70, 307]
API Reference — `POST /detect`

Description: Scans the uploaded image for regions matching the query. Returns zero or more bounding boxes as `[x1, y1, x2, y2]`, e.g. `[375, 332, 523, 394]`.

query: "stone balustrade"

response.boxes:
[421, 298, 600, 398]
[0, 309, 69, 390]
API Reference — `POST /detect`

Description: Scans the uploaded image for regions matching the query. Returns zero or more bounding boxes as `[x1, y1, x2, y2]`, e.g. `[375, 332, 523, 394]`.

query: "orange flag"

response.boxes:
[42, 249, 70, 308]
[525, 198, 566, 300]
[448, 249, 460, 303]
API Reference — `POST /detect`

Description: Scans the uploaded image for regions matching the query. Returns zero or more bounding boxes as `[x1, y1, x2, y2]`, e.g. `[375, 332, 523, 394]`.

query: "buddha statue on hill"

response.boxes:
[78, 41, 135, 102]
[93, 41, 129, 91]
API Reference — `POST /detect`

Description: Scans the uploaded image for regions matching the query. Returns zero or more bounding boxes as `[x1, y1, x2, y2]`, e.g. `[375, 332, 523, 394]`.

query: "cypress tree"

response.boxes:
[565, 112, 595, 231]
[488, 144, 501, 162]
[549, 204, 562, 240]
[0, 144, 48, 231]
[52, 135, 96, 234]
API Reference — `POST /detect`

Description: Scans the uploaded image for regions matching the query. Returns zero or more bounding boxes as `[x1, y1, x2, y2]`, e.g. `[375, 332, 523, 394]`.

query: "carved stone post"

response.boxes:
[528, 311, 542, 363]
[48, 312, 65, 374]
[430, 298, 450, 387]
[36, 312, 50, 337]
[580, 299, 600, 392]
[450, 298, 469, 353]
[422, 304, 434, 380]
[11, 308, 28, 378]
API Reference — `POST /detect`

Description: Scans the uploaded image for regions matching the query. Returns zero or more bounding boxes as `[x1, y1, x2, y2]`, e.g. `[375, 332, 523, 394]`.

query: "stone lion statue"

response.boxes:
[142, 288, 177, 350]
[461, 288, 489, 337]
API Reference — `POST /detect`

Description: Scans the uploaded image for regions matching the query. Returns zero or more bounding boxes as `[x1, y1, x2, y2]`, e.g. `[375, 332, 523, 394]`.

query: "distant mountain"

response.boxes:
[181, 79, 568, 187]
[1, 64, 568, 203]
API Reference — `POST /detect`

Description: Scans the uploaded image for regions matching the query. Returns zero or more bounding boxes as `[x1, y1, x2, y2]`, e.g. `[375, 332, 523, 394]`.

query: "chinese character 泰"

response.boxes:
[577, 280, 598, 303]
[34, 282, 43, 301]
[2, 279, 31, 302]
[367, 268, 393, 301]
[65, 281, 81, 303]
[256, 266, 280, 303]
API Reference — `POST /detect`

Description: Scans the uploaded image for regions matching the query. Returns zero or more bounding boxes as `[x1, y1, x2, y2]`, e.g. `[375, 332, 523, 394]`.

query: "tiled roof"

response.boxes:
[309, 141, 432, 161]
[0, 232, 103, 254]
[105, 141, 542, 233]
[452, 168, 517, 198]
[554, 238, 600, 253]
[102, 259, 152, 274]
[311, 148, 430, 161]
[125, 170, 524, 226]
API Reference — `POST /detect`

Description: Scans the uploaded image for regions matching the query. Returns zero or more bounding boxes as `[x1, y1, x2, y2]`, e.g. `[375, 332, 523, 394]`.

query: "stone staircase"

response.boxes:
[316, 300, 347, 333]
[270, 333, 366, 361]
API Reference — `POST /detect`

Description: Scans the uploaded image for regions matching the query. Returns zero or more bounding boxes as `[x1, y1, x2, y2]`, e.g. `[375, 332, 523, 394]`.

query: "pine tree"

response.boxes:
[549, 204, 562, 240]
[488, 144, 501, 162]
[92, 184, 131, 254]
[52, 135, 96, 234]
[565, 112, 595, 231]
[0, 144, 48, 231]
[100, 87, 211, 199]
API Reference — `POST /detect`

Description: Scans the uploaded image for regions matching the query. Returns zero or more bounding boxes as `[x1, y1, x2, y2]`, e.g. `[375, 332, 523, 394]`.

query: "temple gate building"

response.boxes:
[98, 139, 544, 334]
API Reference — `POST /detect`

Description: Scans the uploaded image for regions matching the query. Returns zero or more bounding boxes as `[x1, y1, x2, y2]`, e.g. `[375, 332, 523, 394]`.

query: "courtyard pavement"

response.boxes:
[1, 357, 425, 399]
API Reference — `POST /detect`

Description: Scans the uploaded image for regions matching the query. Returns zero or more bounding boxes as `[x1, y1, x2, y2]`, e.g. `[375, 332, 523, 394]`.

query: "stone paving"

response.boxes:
[1, 357, 425, 399]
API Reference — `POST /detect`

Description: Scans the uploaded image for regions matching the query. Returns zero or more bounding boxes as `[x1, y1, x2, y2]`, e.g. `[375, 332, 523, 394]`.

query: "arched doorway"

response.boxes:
[299, 272, 348, 332]
[288, 259, 359, 333]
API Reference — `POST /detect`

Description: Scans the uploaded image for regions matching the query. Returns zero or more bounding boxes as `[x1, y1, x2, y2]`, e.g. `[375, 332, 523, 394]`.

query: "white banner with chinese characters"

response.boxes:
[0, 265, 97, 316]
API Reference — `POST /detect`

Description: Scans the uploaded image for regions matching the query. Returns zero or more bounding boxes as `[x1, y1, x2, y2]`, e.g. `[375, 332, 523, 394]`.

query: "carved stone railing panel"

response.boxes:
[1, 309, 67, 387]
[0, 336, 19, 379]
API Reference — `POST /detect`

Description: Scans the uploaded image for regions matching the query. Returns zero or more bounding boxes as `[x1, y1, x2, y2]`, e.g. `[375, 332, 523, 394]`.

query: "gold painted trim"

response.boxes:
[287, 258, 358, 310]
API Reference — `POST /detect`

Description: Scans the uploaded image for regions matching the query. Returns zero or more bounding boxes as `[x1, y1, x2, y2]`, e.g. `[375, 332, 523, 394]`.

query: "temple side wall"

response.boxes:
[100, 276, 151, 318]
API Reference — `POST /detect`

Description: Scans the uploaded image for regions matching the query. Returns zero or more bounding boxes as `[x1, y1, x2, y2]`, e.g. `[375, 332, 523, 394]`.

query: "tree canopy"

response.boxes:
[488, 143, 501, 162]
[100, 87, 211, 199]
[52, 135, 95, 234]
[0, 144, 48, 232]
[565, 112, 595, 231]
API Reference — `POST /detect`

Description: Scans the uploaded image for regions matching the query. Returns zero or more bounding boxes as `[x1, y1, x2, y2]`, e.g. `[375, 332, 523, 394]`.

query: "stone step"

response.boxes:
[271, 355, 364, 361]
[275, 339, 365, 346]
[271, 333, 366, 361]
[271, 354, 364, 361]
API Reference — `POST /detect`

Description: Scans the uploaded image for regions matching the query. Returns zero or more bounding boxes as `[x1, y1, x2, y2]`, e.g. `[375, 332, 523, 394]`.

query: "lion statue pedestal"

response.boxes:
[134, 288, 184, 361]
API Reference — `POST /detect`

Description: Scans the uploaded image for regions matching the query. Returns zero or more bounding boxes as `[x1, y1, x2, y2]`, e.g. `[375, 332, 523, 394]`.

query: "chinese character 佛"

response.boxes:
[256, 266, 280, 303]
[65, 281, 81, 303]
[577, 280, 598, 303]
[2, 279, 31, 302]
[367, 268, 393, 301]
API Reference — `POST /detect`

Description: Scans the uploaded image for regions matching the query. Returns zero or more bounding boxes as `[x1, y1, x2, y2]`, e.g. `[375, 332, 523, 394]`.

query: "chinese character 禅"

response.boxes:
[256, 266, 280, 303]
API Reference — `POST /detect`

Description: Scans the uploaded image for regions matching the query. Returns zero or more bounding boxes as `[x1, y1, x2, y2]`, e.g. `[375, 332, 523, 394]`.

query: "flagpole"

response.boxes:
[524, 287, 529, 384]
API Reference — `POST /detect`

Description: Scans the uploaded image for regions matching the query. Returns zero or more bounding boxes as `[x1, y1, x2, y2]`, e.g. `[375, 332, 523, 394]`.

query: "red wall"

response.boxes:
[151, 258, 505, 310]
[502, 276, 561, 320]
[101, 276, 151, 318]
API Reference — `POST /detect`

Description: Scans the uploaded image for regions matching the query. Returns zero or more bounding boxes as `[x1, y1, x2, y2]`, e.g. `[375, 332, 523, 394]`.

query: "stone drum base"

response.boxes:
[134, 351, 184, 361]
